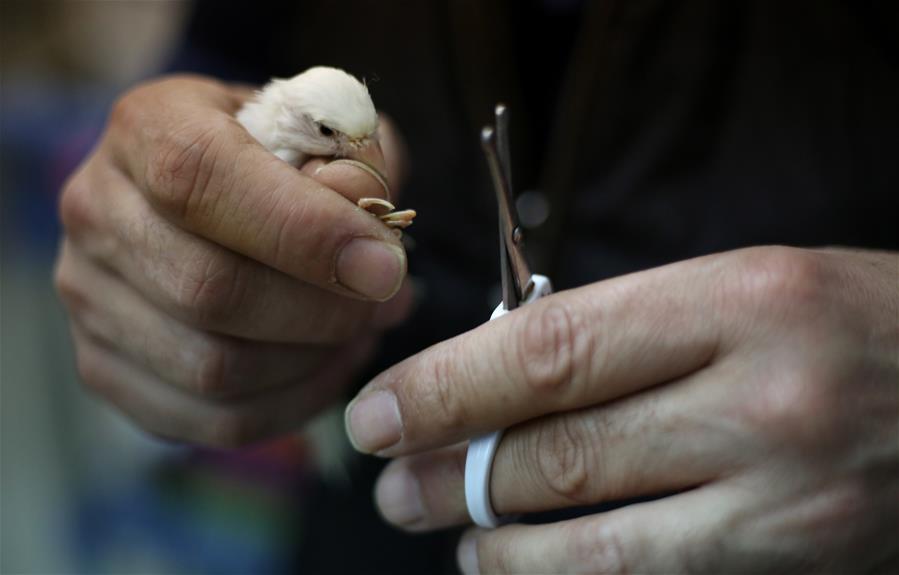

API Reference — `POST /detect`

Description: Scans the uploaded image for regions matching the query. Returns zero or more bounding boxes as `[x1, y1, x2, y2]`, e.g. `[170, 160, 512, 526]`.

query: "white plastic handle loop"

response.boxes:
[465, 275, 552, 528]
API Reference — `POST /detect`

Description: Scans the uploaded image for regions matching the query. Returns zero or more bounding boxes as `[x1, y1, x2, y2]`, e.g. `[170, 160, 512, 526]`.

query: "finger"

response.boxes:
[57, 239, 334, 397]
[347, 255, 730, 455]
[374, 443, 468, 532]
[458, 485, 738, 575]
[107, 76, 405, 301]
[62, 161, 393, 343]
[70, 321, 377, 447]
[374, 368, 752, 531]
[307, 159, 391, 204]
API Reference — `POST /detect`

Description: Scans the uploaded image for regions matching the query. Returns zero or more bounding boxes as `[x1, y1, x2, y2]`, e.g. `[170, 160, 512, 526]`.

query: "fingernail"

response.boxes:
[301, 158, 326, 176]
[375, 463, 425, 528]
[345, 390, 403, 453]
[316, 160, 390, 199]
[314, 161, 340, 177]
[336, 238, 405, 301]
[457, 533, 480, 575]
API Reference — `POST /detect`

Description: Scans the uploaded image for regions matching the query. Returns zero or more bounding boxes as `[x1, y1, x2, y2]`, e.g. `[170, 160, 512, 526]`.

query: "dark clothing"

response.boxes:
[172, 1, 899, 572]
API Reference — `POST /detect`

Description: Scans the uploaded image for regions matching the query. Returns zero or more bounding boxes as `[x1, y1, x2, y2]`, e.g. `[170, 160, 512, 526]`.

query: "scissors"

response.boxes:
[464, 104, 554, 529]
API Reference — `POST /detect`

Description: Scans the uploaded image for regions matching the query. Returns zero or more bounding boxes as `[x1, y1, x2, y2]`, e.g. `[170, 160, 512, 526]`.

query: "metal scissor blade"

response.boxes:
[481, 127, 517, 309]
[495, 105, 513, 204]
[481, 109, 533, 310]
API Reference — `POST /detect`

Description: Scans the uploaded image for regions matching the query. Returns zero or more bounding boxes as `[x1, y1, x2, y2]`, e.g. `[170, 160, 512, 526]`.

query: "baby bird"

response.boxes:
[237, 66, 414, 230]
[238, 66, 379, 167]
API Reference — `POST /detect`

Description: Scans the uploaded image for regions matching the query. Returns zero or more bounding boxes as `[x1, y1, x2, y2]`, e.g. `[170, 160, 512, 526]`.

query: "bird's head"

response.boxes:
[267, 66, 382, 164]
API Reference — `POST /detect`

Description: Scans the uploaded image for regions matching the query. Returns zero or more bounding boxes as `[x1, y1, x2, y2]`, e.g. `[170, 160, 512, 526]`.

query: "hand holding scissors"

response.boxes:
[465, 105, 553, 528]
[343, 110, 897, 575]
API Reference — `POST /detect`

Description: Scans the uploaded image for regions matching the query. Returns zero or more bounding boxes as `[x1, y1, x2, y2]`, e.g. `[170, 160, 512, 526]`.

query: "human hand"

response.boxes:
[345, 246, 898, 573]
[55, 75, 412, 447]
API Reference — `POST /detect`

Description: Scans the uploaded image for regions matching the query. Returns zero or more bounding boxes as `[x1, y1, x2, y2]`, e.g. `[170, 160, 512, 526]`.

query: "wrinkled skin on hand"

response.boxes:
[55, 75, 413, 447]
[347, 246, 899, 574]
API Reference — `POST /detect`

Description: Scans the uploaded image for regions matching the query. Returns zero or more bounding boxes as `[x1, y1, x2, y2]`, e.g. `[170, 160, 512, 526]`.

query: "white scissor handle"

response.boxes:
[465, 274, 553, 528]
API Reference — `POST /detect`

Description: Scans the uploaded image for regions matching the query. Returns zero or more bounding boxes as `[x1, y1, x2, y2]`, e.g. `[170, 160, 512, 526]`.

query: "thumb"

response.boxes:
[302, 152, 391, 204]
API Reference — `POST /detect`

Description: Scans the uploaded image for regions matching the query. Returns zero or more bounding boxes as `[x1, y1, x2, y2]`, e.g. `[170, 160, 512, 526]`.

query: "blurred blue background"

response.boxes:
[1, 3, 320, 573]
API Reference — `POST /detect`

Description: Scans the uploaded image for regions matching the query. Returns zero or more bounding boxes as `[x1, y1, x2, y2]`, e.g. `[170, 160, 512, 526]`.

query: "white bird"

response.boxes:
[238, 66, 379, 166]
[237, 66, 414, 230]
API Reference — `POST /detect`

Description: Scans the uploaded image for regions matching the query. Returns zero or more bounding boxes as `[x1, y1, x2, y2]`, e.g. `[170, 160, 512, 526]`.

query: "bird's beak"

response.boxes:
[346, 137, 388, 184]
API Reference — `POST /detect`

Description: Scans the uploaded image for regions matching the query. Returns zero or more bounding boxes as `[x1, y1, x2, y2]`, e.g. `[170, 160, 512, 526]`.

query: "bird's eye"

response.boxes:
[319, 125, 334, 137]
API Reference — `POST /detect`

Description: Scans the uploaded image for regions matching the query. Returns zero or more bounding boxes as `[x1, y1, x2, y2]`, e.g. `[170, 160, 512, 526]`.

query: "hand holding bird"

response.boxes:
[54, 74, 414, 447]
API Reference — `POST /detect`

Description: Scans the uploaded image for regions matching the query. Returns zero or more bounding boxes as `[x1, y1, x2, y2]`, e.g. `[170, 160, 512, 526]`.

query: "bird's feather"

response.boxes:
[237, 66, 379, 167]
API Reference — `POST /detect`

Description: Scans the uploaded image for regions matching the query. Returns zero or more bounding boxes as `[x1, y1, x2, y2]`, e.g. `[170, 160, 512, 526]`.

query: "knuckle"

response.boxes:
[59, 171, 96, 235]
[573, 520, 630, 574]
[73, 340, 109, 396]
[513, 301, 590, 397]
[145, 116, 231, 219]
[108, 87, 144, 134]
[174, 250, 251, 328]
[729, 246, 826, 313]
[742, 365, 838, 445]
[53, 255, 88, 315]
[529, 415, 594, 504]
[746, 373, 809, 428]
[490, 538, 516, 574]
[264, 188, 325, 274]
[193, 336, 233, 397]
[191, 336, 260, 398]
[474, 534, 513, 574]
[418, 346, 469, 436]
